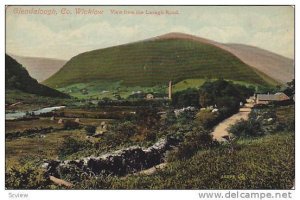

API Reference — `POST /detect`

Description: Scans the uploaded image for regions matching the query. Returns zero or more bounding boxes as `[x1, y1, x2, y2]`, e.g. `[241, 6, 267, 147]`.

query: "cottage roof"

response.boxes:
[257, 94, 280, 101]
[257, 92, 289, 101]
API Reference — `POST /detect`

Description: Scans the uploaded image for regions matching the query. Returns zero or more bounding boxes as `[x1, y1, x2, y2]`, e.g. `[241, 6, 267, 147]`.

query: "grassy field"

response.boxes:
[5, 116, 109, 167]
[44, 39, 273, 88]
[5, 118, 63, 133]
[101, 133, 294, 189]
[275, 105, 295, 124]
[57, 80, 167, 99]
[5, 129, 85, 167]
[172, 78, 261, 92]
[5, 89, 72, 111]
[56, 78, 263, 100]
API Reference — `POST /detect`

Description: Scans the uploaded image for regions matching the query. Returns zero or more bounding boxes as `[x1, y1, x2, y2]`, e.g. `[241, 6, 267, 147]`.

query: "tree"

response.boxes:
[172, 88, 200, 108]
[284, 79, 295, 97]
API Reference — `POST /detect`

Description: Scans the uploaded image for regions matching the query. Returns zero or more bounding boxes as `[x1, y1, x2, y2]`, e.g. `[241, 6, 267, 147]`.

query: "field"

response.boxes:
[107, 133, 294, 189]
[56, 78, 265, 100]
[44, 39, 273, 88]
[57, 80, 168, 100]
[5, 89, 73, 112]
[5, 115, 110, 167]
[172, 78, 262, 92]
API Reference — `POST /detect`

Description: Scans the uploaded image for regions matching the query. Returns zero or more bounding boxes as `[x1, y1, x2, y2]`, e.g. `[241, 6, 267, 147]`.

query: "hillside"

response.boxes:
[9, 54, 66, 82]
[152, 32, 294, 84]
[5, 54, 69, 99]
[44, 35, 272, 88]
[221, 44, 294, 83]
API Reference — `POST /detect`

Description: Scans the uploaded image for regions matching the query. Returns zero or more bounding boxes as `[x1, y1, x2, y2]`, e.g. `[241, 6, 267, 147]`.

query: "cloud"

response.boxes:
[6, 6, 294, 59]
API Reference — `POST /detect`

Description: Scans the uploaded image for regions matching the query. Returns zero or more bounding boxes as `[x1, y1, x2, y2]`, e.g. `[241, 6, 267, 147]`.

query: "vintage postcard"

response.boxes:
[5, 5, 295, 192]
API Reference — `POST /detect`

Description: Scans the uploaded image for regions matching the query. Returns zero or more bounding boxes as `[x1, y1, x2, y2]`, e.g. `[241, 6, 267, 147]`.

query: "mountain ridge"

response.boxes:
[5, 54, 69, 98]
[150, 32, 294, 83]
[44, 32, 293, 88]
[9, 54, 67, 82]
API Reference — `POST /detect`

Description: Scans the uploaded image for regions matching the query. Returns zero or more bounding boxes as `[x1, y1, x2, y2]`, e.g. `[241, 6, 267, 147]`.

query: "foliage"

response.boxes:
[195, 79, 254, 129]
[229, 119, 264, 137]
[107, 133, 294, 189]
[114, 121, 137, 138]
[135, 106, 161, 128]
[283, 79, 295, 97]
[63, 120, 80, 130]
[171, 88, 200, 108]
[199, 79, 253, 108]
[58, 137, 92, 159]
[176, 110, 197, 124]
[167, 128, 217, 161]
[84, 125, 96, 136]
[195, 109, 219, 129]
[5, 163, 50, 189]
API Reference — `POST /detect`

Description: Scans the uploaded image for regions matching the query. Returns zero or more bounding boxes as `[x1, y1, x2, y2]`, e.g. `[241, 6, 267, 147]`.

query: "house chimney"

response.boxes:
[168, 81, 172, 100]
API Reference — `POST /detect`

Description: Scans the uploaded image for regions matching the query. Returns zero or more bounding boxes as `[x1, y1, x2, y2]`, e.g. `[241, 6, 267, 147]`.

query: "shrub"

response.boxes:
[195, 109, 219, 129]
[63, 120, 80, 130]
[177, 110, 197, 124]
[58, 137, 92, 159]
[114, 121, 137, 138]
[85, 125, 96, 136]
[172, 88, 200, 108]
[5, 164, 50, 189]
[229, 119, 264, 137]
[168, 128, 217, 161]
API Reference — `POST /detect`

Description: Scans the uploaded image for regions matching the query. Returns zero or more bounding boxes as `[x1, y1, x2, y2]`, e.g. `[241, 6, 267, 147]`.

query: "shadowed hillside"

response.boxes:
[5, 54, 69, 98]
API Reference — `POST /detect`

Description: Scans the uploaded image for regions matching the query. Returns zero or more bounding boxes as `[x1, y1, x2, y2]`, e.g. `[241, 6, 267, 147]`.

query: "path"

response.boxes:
[212, 99, 254, 141]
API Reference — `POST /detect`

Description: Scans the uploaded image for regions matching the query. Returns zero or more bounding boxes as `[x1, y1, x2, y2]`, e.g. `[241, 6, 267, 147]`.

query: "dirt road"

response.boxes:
[212, 101, 253, 141]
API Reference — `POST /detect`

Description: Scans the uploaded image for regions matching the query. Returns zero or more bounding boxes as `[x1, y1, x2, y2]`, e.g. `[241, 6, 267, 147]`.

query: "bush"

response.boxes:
[199, 79, 253, 108]
[5, 164, 50, 189]
[172, 88, 200, 108]
[195, 109, 219, 129]
[114, 121, 137, 138]
[177, 110, 197, 124]
[85, 125, 96, 136]
[63, 120, 80, 130]
[229, 119, 264, 137]
[58, 137, 92, 159]
[168, 128, 217, 161]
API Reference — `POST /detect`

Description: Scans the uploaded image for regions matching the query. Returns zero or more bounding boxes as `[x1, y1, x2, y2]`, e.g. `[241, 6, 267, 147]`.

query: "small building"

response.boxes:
[256, 92, 289, 104]
[146, 93, 154, 100]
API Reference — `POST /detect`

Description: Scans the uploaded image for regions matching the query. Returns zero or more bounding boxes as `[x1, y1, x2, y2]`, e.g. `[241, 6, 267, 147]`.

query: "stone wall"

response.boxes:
[43, 137, 178, 177]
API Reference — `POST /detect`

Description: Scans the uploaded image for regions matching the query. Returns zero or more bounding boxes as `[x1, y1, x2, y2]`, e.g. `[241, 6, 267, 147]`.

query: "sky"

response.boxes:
[6, 6, 294, 60]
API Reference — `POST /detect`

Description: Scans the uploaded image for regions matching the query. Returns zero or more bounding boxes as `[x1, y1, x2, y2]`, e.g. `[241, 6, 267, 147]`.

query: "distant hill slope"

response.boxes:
[152, 32, 294, 84]
[221, 44, 294, 84]
[44, 34, 271, 88]
[5, 54, 69, 98]
[9, 54, 66, 82]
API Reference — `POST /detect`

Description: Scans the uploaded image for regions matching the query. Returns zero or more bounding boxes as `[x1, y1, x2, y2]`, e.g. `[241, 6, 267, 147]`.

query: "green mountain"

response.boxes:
[44, 33, 276, 88]
[5, 54, 69, 98]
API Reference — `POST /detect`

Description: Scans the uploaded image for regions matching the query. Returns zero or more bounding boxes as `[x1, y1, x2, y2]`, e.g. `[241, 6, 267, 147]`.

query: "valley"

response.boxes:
[5, 32, 295, 190]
